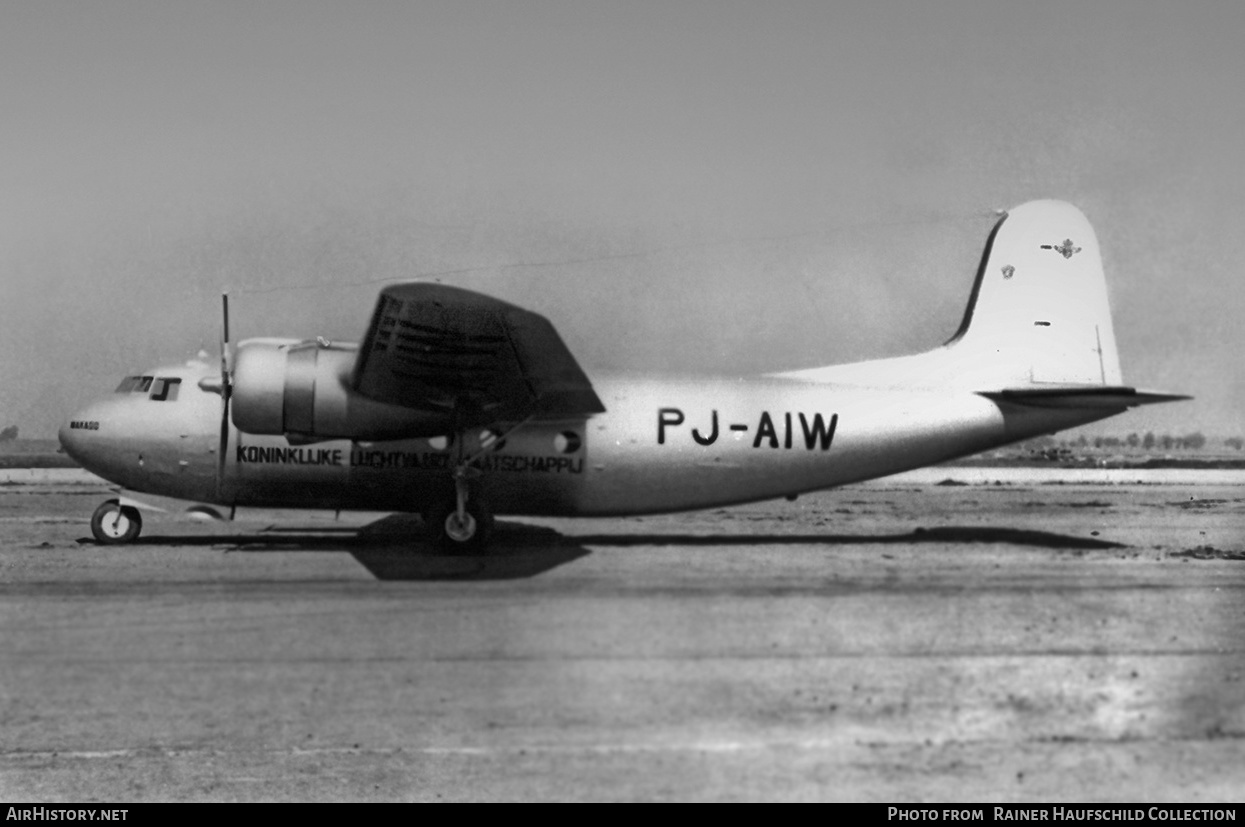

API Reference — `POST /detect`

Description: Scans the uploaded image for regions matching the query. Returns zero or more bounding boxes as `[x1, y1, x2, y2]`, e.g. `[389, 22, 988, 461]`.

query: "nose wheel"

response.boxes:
[90, 501, 143, 544]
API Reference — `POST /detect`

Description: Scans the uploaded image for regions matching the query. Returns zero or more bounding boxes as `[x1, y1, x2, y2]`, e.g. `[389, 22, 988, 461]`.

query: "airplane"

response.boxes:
[58, 200, 1187, 552]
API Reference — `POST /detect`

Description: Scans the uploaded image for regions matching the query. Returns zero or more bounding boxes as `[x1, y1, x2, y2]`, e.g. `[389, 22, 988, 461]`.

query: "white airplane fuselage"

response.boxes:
[58, 357, 1115, 518]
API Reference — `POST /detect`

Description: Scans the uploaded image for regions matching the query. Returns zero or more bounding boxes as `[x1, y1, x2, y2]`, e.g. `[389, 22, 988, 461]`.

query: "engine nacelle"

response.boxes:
[230, 340, 450, 441]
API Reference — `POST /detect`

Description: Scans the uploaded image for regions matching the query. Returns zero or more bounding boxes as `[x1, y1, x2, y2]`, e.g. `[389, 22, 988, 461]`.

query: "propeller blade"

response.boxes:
[220, 291, 232, 374]
[217, 292, 232, 499]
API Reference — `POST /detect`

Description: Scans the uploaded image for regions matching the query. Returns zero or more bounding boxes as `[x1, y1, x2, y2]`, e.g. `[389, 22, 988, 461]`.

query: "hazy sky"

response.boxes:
[2, 1, 1241, 438]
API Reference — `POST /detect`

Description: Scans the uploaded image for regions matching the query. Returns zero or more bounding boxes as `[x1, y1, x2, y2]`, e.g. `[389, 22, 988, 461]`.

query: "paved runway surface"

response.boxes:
[2, 473, 1243, 801]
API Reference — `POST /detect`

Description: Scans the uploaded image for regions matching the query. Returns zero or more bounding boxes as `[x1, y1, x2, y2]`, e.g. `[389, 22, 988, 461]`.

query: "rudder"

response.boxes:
[947, 200, 1122, 387]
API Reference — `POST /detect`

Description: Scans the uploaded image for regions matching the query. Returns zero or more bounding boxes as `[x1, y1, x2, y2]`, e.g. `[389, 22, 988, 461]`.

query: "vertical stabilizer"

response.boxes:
[948, 200, 1122, 387]
[777, 201, 1188, 411]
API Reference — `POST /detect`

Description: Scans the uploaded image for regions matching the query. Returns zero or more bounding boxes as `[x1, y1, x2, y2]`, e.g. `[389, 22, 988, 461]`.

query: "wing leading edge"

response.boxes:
[351, 283, 605, 428]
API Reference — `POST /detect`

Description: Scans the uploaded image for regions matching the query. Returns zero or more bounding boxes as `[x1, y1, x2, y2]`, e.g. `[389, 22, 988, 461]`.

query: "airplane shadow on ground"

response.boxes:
[575, 530, 1130, 548]
[569, 525, 1127, 550]
[77, 515, 591, 581]
[78, 520, 1123, 581]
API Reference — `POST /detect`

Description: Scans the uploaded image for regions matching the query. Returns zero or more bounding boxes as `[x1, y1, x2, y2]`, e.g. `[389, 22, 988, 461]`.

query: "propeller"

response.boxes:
[216, 292, 232, 498]
[193, 292, 234, 504]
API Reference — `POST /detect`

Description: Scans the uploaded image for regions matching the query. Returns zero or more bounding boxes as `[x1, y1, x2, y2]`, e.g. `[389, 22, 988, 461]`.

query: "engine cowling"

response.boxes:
[230, 340, 451, 441]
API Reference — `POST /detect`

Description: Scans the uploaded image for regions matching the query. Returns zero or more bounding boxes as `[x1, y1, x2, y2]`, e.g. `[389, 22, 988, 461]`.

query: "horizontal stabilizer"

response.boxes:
[981, 387, 1192, 409]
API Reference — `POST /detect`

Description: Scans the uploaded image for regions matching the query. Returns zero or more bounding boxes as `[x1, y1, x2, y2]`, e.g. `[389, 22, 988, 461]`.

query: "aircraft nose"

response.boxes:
[57, 421, 73, 456]
[58, 404, 107, 467]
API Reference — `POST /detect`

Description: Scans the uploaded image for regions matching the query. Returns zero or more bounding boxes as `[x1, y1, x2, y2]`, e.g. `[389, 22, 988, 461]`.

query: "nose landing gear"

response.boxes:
[90, 500, 143, 544]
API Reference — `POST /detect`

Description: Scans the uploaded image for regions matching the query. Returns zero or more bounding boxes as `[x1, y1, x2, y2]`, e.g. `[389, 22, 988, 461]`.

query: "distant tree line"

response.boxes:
[1130, 431, 1207, 451]
[0, 426, 16, 441]
[1022, 431, 1242, 452]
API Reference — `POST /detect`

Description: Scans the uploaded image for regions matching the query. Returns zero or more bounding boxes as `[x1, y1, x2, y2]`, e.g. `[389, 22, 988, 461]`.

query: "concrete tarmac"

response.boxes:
[1, 473, 1243, 801]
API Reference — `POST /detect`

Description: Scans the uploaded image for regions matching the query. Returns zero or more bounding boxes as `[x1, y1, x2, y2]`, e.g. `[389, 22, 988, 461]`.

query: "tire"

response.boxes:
[425, 497, 493, 554]
[90, 501, 143, 544]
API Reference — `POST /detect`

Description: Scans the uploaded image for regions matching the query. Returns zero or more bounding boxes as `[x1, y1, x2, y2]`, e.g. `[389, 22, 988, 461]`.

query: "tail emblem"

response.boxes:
[1040, 239, 1082, 259]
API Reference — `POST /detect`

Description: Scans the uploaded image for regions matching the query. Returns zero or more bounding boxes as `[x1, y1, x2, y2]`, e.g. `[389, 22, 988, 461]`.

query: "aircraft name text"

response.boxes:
[657, 408, 839, 450]
[69, 421, 99, 430]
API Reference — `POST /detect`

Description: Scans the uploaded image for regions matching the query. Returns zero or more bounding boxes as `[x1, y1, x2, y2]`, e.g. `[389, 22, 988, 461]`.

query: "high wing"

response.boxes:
[351, 282, 606, 429]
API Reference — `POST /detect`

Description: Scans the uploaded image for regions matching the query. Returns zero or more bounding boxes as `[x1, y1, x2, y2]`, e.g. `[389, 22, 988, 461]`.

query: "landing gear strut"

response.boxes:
[90, 500, 143, 544]
[423, 416, 528, 553]
[425, 463, 493, 552]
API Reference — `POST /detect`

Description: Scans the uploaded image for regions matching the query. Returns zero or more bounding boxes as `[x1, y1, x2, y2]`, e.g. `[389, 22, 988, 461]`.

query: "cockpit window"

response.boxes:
[115, 376, 154, 393]
[150, 377, 181, 402]
[113, 375, 181, 401]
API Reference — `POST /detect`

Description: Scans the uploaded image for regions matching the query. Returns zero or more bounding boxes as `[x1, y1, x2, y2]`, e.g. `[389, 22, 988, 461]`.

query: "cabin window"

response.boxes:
[150, 377, 182, 402]
[114, 376, 154, 393]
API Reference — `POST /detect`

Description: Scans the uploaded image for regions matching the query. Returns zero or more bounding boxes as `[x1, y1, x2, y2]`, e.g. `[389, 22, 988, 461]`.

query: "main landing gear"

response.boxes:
[425, 464, 494, 553]
[424, 418, 526, 554]
[90, 500, 143, 544]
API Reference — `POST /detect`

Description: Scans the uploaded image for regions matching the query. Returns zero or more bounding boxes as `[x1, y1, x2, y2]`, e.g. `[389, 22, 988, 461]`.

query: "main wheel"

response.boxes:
[425, 497, 494, 554]
[90, 501, 143, 544]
